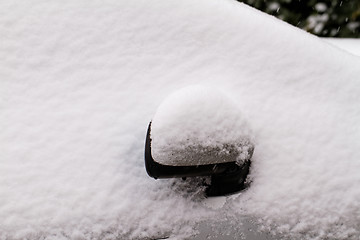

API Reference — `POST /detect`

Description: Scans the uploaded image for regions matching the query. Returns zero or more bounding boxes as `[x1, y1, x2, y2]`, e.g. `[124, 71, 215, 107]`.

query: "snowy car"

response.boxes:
[1, 0, 360, 239]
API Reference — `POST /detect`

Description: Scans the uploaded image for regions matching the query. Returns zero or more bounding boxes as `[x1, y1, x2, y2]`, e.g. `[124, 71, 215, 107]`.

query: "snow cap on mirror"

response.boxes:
[151, 85, 254, 166]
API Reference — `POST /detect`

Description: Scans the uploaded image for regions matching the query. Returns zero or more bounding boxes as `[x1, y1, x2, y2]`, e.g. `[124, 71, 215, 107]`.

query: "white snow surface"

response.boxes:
[325, 38, 360, 57]
[1, 0, 360, 239]
[151, 86, 253, 166]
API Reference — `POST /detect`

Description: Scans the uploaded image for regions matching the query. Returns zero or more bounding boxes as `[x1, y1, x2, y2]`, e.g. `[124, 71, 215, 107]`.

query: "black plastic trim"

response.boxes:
[144, 122, 252, 196]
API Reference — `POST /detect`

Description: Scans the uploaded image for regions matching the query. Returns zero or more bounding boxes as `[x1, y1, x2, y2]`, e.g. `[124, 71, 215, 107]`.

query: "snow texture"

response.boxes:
[325, 38, 360, 57]
[151, 85, 254, 166]
[1, 0, 360, 239]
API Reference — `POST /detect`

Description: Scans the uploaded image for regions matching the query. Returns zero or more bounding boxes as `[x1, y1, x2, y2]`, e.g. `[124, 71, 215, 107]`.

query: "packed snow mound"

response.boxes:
[151, 85, 254, 166]
[1, 0, 360, 239]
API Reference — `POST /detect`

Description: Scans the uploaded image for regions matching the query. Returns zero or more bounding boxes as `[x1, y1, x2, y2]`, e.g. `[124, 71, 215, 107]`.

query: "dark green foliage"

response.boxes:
[238, 0, 360, 38]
